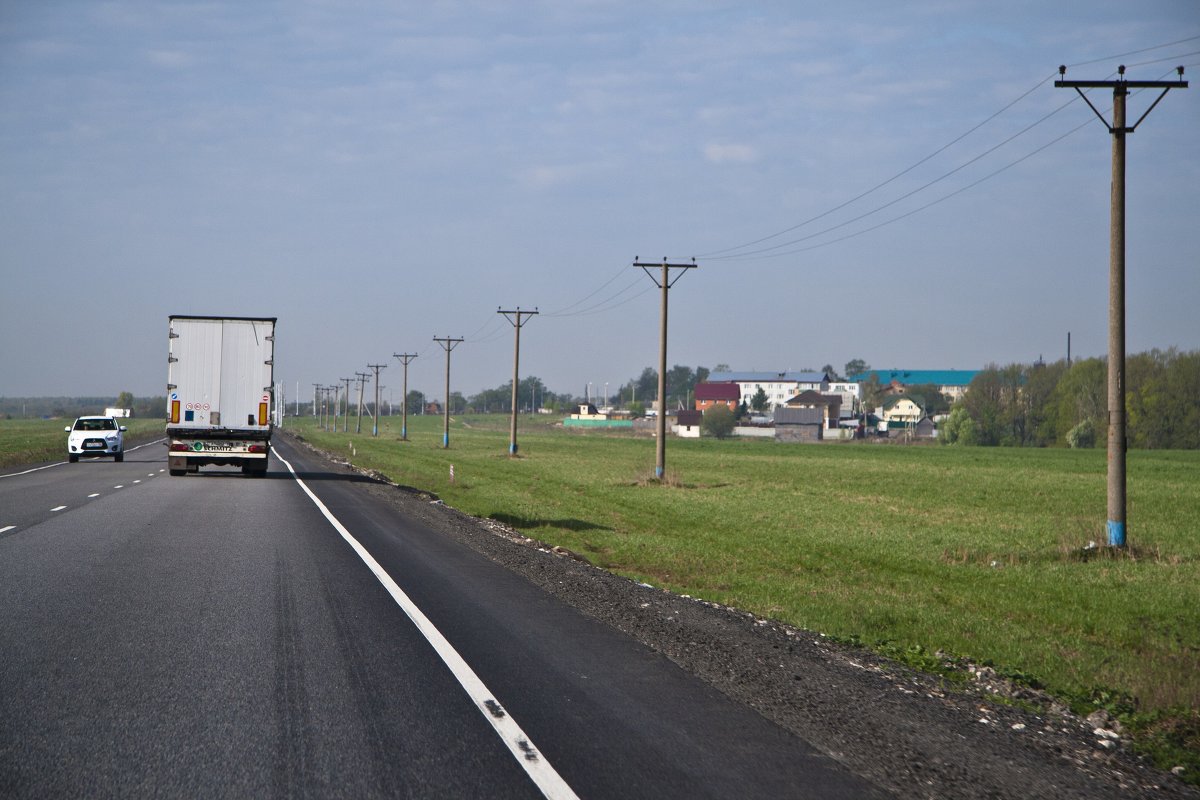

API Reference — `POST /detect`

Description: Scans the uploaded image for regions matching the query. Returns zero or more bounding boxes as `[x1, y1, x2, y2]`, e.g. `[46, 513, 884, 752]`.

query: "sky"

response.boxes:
[2, 1, 1198, 406]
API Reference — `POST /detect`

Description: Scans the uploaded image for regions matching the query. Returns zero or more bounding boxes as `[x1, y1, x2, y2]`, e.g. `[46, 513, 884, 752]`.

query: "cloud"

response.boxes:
[703, 143, 758, 164]
[146, 49, 193, 69]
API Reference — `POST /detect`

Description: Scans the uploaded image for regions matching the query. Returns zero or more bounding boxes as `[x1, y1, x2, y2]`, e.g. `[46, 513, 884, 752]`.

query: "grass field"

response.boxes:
[0, 417, 164, 468]
[285, 411, 1199, 772]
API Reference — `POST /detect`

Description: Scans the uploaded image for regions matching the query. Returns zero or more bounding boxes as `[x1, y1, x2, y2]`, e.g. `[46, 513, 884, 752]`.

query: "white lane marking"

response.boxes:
[113, 485, 124, 489]
[0, 526, 15, 534]
[0, 438, 166, 480]
[88, 493, 101, 498]
[133, 480, 141, 484]
[148, 474, 155, 477]
[51, 505, 67, 512]
[272, 446, 579, 800]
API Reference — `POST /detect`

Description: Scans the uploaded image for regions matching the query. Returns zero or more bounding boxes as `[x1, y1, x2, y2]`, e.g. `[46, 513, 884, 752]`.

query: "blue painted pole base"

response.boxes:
[509, 443, 518, 455]
[655, 466, 664, 480]
[443, 433, 449, 449]
[1106, 520, 1126, 548]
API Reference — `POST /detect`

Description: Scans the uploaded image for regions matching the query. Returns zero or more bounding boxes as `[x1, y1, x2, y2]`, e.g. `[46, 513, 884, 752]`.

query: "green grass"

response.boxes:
[289, 412, 1200, 773]
[0, 417, 164, 468]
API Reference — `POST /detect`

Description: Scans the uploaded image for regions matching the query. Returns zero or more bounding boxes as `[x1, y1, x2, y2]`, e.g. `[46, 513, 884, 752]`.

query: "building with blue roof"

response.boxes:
[849, 369, 979, 402]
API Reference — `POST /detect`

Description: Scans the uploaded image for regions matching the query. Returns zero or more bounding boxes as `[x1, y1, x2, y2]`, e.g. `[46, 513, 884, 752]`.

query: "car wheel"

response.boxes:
[68, 453, 79, 463]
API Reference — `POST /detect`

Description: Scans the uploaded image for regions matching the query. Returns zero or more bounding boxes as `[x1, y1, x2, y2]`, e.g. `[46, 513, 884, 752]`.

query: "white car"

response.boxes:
[66, 416, 127, 462]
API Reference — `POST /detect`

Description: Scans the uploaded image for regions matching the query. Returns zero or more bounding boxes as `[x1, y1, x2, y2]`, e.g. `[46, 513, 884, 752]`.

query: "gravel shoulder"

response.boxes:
[285, 431, 1197, 800]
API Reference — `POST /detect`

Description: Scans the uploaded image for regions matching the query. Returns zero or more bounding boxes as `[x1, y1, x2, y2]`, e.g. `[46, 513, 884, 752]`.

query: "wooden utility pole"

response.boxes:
[354, 372, 370, 433]
[633, 258, 697, 480]
[498, 308, 538, 455]
[1056, 64, 1187, 547]
[433, 337, 463, 448]
[367, 364, 387, 436]
[340, 377, 353, 432]
[392, 353, 418, 441]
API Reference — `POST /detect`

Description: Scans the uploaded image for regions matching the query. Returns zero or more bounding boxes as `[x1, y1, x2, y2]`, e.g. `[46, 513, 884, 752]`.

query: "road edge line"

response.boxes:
[271, 445, 580, 800]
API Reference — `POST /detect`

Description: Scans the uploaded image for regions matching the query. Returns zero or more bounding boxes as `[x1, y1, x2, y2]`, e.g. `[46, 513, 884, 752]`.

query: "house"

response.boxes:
[826, 382, 861, 418]
[694, 382, 741, 412]
[564, 402, 634, 429]
[708, 371, 832, 412]
[880, 395, 924, 424]
[570, 403, 605, 420]
[774, 407, 824, 443]
[850, 369, 979, 403]
[784, 390, 842, 429]
[674, 409, 702, 438]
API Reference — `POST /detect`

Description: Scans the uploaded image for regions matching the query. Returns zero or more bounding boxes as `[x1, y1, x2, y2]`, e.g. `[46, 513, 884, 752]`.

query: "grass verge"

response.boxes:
[287, 412, 1200, 779]
[0, 417, 164, 468]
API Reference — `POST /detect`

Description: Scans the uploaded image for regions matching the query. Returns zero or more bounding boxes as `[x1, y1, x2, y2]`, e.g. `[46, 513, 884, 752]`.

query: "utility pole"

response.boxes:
[633, 257, 697, 480]
[498, 307, 538, 455]
[340, 377, 353, 432]
[311, 384, 321, 418]
[333, 382, 343, 432]
[355, 371, 370, 434]
[433, 336, 463, 448]
[1056, 64, 1187, 548]
[367, 364, 387, 436]
[393, 352, 418, 441]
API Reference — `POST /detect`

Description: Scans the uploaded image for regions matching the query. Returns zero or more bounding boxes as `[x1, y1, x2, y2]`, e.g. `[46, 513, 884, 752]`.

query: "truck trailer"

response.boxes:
[166, 315, 276, 476]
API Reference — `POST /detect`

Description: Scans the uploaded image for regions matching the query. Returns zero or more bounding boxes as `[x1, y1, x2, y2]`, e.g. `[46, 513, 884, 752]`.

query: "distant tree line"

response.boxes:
[0, 394, 166, 420]
[940, 348, 1200, 449]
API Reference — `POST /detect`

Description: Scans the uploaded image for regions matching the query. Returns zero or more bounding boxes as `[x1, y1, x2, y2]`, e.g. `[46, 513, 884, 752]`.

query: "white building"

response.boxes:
[708, 371, 831, 412]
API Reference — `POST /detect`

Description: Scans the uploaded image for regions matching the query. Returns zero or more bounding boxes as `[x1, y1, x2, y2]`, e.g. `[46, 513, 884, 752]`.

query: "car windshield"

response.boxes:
[75, 419, 116, 431]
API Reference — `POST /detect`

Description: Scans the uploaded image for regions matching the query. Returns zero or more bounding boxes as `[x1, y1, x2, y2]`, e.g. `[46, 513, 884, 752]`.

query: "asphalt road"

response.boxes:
[0, 436, 887, 799]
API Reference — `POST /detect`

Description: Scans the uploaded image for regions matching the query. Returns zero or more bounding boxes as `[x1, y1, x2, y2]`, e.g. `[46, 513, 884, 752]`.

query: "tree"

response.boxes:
[666, 364, 697, 408]
[860, 373, 885, 413]
[844, 359, 870, 380]
[750, 386, 769, 413]
[713, 363, 732, 373]
[406, 390, 425, 414]
[961, 365, 1005, 445]
[636, 367, 658, 405]
[906, 383, 950, 417]
[627, 401, 646, 419]
[938, 405, 978, 445]
[1067, 418, 1096, 449]
[701, 404, 736, 439]
[115, 391, 134, 411]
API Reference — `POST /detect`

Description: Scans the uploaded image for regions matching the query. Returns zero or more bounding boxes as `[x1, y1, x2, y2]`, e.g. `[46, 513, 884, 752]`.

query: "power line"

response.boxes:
[1064, 34, 1200, 69]
[698, 35, 1199, 262]
[698, 73, 1057, 259]
[707, 91, 1083, 261]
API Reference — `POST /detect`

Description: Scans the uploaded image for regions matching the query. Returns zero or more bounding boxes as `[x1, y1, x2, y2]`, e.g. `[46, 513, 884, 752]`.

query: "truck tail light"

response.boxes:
[247, 444, 267, 454]
[258, 402, 268, 425]
[169, 443, 189, 452]
[171, 400, 181, 423]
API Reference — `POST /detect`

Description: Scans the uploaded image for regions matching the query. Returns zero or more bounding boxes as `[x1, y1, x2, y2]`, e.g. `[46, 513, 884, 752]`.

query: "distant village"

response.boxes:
[565, 369, 977, 442]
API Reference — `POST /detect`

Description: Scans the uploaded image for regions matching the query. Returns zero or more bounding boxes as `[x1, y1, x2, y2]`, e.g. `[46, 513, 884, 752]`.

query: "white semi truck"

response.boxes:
[166, 315, 277, 477]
